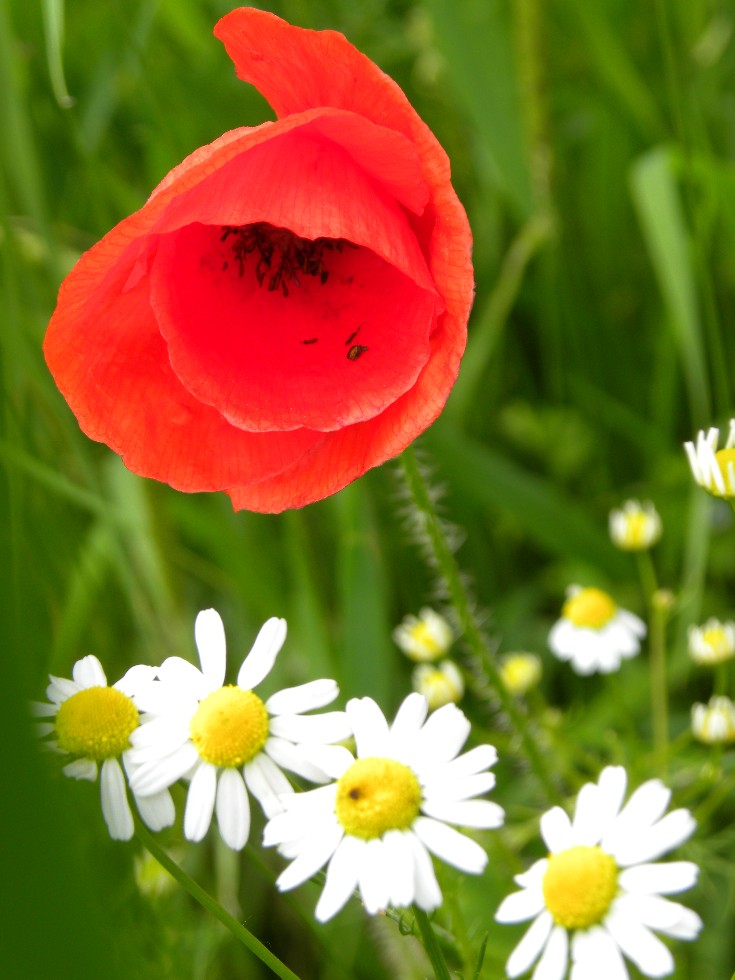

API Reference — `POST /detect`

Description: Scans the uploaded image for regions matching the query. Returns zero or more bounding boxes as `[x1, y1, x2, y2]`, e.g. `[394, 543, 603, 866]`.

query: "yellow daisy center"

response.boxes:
[715, 448, 735, 496]
[335, 757, 422, 839]
[190, 686, 269, 767]
[563, 588, 617, 629]
[542, 845, 619, 929]
[55, 686, 138, 761]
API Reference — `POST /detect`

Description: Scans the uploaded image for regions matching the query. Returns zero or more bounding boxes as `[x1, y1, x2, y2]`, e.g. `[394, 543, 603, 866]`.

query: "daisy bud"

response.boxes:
[692, 696, 735, 744]
[609, 499, 662, 551]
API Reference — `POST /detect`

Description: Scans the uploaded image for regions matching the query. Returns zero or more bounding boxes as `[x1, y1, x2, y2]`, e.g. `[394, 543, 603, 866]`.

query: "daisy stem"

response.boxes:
[134, 822, 302, 980]
[636, 552, 670, 774]
[413, 906, 452, 980]
[399, 445, 561, 803]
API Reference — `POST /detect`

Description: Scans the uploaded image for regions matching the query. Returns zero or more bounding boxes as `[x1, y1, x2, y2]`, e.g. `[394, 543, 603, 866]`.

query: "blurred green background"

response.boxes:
[2, 0, 735, 976]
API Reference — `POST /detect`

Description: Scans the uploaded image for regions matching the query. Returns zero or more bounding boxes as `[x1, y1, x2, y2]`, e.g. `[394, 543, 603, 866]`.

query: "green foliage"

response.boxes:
[2, 0, 735, 976]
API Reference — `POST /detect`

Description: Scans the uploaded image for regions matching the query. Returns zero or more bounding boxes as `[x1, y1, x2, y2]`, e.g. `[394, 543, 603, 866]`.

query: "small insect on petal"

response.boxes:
[347, 344, 369, 361]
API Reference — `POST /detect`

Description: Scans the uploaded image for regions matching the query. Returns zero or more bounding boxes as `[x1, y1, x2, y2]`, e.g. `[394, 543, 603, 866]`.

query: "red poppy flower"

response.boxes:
[44, 7, 473, 512]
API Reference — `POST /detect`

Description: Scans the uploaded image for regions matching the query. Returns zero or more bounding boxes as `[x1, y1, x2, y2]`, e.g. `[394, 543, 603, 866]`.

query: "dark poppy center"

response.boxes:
[221, 223, 356, 298]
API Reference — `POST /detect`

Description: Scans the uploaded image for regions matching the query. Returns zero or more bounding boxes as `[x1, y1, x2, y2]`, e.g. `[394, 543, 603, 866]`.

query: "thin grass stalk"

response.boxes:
[135, 822, 302, 980]
[412, 907, 452, 980]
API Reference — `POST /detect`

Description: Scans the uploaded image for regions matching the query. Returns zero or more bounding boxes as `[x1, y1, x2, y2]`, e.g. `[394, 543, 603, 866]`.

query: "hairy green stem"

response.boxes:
[135, 822, 301, 980]
[399, 445, 560, 803]
[413, 907, 452, 980]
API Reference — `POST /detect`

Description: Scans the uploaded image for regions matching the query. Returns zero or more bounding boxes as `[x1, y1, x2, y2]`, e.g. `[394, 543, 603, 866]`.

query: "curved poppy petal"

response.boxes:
[46, 263, 322, 492]
[228, 324, 464, 511]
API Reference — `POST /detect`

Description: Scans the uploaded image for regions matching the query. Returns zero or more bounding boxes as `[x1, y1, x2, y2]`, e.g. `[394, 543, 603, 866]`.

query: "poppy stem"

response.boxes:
[398, 445, 561, 804]
[134, 821, 302, 980]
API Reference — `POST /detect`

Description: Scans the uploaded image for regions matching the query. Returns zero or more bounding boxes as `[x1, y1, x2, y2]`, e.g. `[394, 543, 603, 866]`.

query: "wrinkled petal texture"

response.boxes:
[44, 7, 472, 513]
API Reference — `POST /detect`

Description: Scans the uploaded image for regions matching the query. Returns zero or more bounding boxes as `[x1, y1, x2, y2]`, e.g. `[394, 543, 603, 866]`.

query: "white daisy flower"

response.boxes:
[496, 766, 701, 980]
[549, 586, 646, 675]
[393, 608, 453, 662]
[128, 609, 350, 851]
[263, 692, 504, 922]
[412, 659, 464, 709]
[691, 696, 735, 744]
[687, 618, 735, 666]
[684, 420, 735, 498]
[609, 500, 662, 552]
[33, 655, 175, 841]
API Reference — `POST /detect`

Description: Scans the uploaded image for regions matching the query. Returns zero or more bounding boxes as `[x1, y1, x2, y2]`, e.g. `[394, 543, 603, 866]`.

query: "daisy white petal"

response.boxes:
[614, 778, 671, 830]
[46, 675, 79, 704]
[506, 910, 554, 978]
[184, 762, 217, 842]
[388, 692, 429, 752]
[359, 840, 391, 915]
[131, 742, 200, 796]
[619, 861, 698, 895]
[63, 758, 98, 781]
[346, 697, 390, 756]
[496, 886, 546, 924]
[291, 743, 354, 780]
[358, 838, 391, 914]
[315, 836, 363, 922]
[570, 927, 628, 980]
[134, 788, 175, 832]
[128, 716, 191, 756]
[100, 758, 134, 841]
[420, 798, 504, 829]
[413, 816, 487, 873]
[613, 809, 696, 867]
[30, 701, 57, 717]
[383, 830, 415, 907]
[595, 766, 627, 832]
[72, 655, 107, 689]
[236, 617, 287, 691]
[405, 831, 442, 910]
[570, 782, 603, 845]
[540, 806, 574, 852]
[532, 924, 568, 980]
[415, 703, 470, 765]
[605, 905, 674, 977]
[244, 753, 292, 818]
[215, 768, 250, 850]
[265, 735, 339, 783]
[194, 609, 227, 687]
[114, 663, 158, 698]
[265, 678, 339, 716]
[437, 743, 498, 779]
[423, 771, 497, 803]
[268, 711, 351, 744]
[618, 893, 703, 941]
[515, 859, 548, 890]
[276, 822, 344, 891]
[157, 656, 209, 700]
